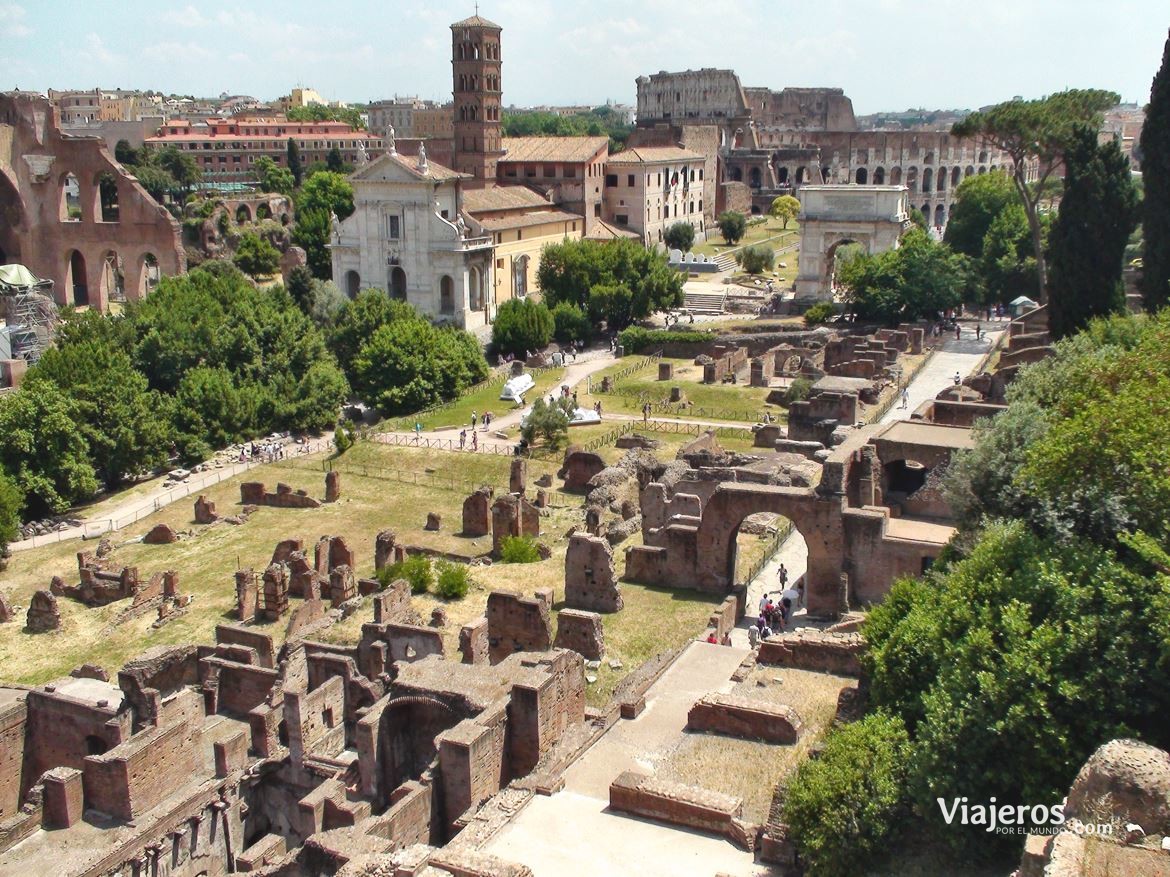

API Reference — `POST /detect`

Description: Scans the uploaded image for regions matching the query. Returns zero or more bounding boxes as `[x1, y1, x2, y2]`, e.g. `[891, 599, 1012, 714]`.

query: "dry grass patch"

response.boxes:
[656, 665, 851, 822]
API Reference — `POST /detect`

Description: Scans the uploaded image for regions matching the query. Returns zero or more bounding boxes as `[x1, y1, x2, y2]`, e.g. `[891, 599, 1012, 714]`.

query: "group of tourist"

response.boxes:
[747, 563, 802, 647]
[458, 429, 479, 451]
[237, 440, 286, 464]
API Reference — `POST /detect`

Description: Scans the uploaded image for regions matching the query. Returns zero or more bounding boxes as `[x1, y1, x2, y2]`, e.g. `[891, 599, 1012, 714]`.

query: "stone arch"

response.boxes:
[749, 166, 762, 189]
[344, 269, 360, 298]
[469, 265, 483, 310]
[965, 165, 975, 178]
[823, 237, 861, 290]
[978, 149, 988, 164]
[978, 166, 987, 175]
[440, 275, 455, 315]
[922, 167, 933, 192]
[59, 171, 82, 221]
[776, 166, 789, 185]
[137, 252, 159, 299]
[855, 167, 868, 184]
[95, 170, 120, 222]
[795, 166, 809, 184]
[936, 167, 947, 191]
[731, 166, 743, 183]
[873, 166, 885, 184]
[375, 695, 461, 807]
[99, 250, 124, 303]
[389, 266, 407, 300]
[693, 483, 844, 616]
[934, 204, 946, 227]
[920, 202, 931, 220]
[256, 202, 272, 220]
[890, 166, 902, 186]
[236, 203, 252, 223]
[905, 166, 918, 193]
[951, 167, 962, 187]
[65, 249, 88, 306]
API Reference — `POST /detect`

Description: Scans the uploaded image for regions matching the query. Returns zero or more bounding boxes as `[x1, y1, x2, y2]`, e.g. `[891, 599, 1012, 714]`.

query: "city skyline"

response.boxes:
[1, 0, 1165, 113]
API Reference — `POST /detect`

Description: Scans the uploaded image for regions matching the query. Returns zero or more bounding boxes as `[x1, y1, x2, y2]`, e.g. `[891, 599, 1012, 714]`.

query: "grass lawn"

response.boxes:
[580, 357, 780, 423]
[693, 217, 799, 258]
[403, 367, 567, 432]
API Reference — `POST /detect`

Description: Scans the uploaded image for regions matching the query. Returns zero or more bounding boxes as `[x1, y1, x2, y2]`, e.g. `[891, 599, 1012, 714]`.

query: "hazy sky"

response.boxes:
[1, 1, 1165, 113]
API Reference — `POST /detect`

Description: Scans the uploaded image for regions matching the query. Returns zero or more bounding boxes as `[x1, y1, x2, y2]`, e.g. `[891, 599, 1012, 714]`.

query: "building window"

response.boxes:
[543, 164, 555, 177]
[605, 174, 617, 187]
[526, 165, 536, 178]
[387, 215, 400, 239]
[505, 166, 517, 177]
[615, 214, 628, 226]
[564, 166, 575, 178]
[627, 174, 635, 187]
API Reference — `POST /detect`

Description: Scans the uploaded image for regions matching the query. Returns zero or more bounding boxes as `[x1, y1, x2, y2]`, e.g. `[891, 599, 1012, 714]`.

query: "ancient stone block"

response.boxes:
[535, 473, 553, 488]
[235, 569, 258, 622]
[259, 563, 289, 622]
[425, 512, 442, 531]
[324, 470, 342, 503]
[241, 481, 321, 509]
[374, 579, 411, 624]
[756, 630, 863, 676]
[562, 450, 606, 491]
[240, 482, 266, 505]
[687, 693, 803, 744]
[485, 591, 552, 663]
[670, 386, 684, 403]
[1065, 739, 1170, 834]
[26, 590, 59, 632]
[462, 487, 492, 537]
[287, 552, 320, 599]
[329, 565, 356, 608]
[69, 663, 109, 681]
[271, 538, 304, 566]
[375, 530, 397, 571]
[41, 766, 84, 829]
[510, 458, 527, 495]
[430, 607, 448, 628]
[0, 591, 13, 623]
[459, 616, 489, 665]
[194, 495, 218, 524]
[564, 533, 622, 613]
[658, 362, 673, 381]
[143, 523, 178, 544]
[534, 489, 548, 508]
[554, 609, 605, 660]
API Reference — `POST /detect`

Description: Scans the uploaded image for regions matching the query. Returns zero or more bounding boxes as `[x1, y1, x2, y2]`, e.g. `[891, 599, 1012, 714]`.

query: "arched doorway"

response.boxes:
[934, 204, 946, 227]
[389, 266, 407, 300]
[873, 167, 885, 184]
[890, 167, 903, 186]
[795, 166, 808, 185]
[236, 203, 252, 223]
[66, 250, 88, 306]
[965, 166, 975, 178]
[440, 275, 455, 315]
[733, 513, 809, 620]
[60, 172, 81, 221]
[375, 696, 461, 808]
[922, 167, 934, 192]
[749, 167, 762, 189]
[776, 166, 789, 185]
[100, 251, 124, 303]
[825, 239, 863, 293]
[138, 252, 159, 298]
[344, 270, 360, 298]
[512, 255, 529, 298]
[256, 203, 272, 220]
[855, 167, 868, 184]
[469, 266, 483, 310]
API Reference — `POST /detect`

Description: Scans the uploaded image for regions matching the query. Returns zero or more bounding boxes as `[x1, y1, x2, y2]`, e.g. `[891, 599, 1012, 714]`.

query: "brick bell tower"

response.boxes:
[451, 12, 504, 187]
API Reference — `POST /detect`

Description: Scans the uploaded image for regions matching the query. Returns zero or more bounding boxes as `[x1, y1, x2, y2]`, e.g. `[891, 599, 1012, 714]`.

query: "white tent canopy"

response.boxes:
[500, 372, 535, 403]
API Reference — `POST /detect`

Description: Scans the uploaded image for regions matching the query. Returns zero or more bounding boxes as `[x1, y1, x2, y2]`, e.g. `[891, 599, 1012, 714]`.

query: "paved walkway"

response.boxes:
[485, 642, 771, 877]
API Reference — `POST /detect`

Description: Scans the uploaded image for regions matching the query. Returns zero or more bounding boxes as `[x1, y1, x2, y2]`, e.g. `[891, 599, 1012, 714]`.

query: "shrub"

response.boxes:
[736, 244, 774, 275]
[803, 302, 837, 326]
[519, 397, 571, 450]
[617, 326, 712, 354]
[551, 302, 593, 344]
[784, 713, 910, 877]
[784, 377, 812, 406]
[232, 232, 280, 277]
[333, 421, 356, 454]
[434, 560, 472, 599]
[499, 535, 540, 563]
[717, 211, 747, 245]
[664, 221, 696, 251]
[378, 554, 433, 594]
[492, 298, 553, 358]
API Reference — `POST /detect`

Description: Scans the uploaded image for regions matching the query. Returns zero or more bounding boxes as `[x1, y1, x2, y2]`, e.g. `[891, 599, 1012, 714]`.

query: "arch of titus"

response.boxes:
[793, 185, 910, 300]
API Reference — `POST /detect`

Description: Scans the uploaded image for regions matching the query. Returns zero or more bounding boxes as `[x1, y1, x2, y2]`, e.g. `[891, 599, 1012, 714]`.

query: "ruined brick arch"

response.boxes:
[58, 170, 82, 222]
[376, 695, 462, 804]
[65, 248, 88, 306]
[693, 483, 845, 616]
[98, 249, 124, 303]
[0, 170, 24, 263]
[236, 203, 252, 223]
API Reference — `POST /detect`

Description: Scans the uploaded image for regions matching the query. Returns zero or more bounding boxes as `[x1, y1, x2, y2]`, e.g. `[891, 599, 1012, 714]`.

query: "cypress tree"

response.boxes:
[287, 137, 303, 187]
[1142, 29, 1170, 310]
[1048, 125, 1139, 339]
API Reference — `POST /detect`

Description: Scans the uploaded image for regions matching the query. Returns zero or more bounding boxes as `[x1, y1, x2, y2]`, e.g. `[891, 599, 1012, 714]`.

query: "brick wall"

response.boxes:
[437, 702, 508, 830]
[285, 675, 346, 767]
[0, 698, 26, 819]
[686, 693, 803, 744]
[22, 690, 129, 797]
[609, 771, 745, 842]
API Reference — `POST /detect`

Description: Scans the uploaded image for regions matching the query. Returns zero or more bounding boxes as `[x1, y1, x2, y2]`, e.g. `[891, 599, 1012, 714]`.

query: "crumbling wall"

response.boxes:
[285, 675, 346, 767]
[485, 591, 553, 664]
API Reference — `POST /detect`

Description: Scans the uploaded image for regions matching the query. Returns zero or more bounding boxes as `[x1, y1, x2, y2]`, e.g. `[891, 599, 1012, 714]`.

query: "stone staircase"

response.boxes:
[683, 288, 727, 314]
[999, 304, 1052, 379]
[712, 253, 737, 272]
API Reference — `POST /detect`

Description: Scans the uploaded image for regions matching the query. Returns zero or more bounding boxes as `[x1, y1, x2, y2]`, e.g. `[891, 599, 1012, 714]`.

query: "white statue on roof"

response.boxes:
[357, 140, 368, 167]
[385, 123, 396, 156]
[417, 143, 428, 173]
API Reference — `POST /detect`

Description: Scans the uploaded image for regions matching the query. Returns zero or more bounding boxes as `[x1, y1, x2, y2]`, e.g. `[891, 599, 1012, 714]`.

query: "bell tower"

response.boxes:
[451, 12, 504, 187]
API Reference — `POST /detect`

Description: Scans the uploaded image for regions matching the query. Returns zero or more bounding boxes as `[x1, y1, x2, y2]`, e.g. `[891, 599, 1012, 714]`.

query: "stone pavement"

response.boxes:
[485, 641, 771, 876]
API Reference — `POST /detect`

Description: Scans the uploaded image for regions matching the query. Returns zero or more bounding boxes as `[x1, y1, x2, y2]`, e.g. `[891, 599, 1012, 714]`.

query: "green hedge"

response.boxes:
[618, 326, 713, 353]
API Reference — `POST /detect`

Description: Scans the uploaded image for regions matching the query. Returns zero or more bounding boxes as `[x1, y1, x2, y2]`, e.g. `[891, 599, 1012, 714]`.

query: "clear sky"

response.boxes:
[0, 1, 1165, 113]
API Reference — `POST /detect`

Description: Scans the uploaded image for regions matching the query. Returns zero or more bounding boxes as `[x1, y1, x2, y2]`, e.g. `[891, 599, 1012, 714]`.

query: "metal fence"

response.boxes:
[371, 432, 517, 456]
[587, 350, 663, 393]
[741, 518, 795, 586]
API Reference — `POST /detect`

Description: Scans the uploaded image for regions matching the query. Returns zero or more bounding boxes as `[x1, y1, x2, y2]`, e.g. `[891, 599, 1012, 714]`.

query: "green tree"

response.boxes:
[132, 165, 180, 203]
[0, 470, 22, 555]
[286, 138, 303, 186]
[253, 155, 295, 196]
[551, 302, 593, 344]
[537, 238, 683, 324]
[351, 312, 488, 414]
[328, 290, 414, 382]
[907, 206, 928, 229]
[156, 146, 202, 195]
[586, 283, 634, 328]
[979, 203, 1040, 306]
[0, 381, 98, 516]
[297, 170, 355, 221]
[736, 244, 774, 275]
[291, 208, 332, 279]
[28, 328, 171, 488]
[434, 560, 471, 599]
[520, 397, 571, 450]
[803, 301, 836, 326]
[1141, 29, 1170, 309]
[838, 227, 967, 324]
[716, 210, 747, 245]
[663, 221, 695, 251]
[326, 145, 345, 173]
[1047, 125, 1139, 339]
[785, 713, 910, 877]
[286, 265, 316, 315]
[294, 171, 355, 278]
[943, 172, 1018, 258]
[492, 298, 553, 358]
[114, 138, 138, 166]
[769, 194, 800, 229]
[952, 89, 1119, 301]
[232, 232, 281, 277]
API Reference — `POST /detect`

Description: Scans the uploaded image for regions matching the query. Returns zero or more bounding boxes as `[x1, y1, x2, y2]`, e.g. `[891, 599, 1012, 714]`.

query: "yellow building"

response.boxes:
[462, 186, 584, 304]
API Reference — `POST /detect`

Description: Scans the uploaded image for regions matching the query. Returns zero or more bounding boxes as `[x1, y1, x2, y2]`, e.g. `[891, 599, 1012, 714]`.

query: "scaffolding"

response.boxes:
[0, 264, 57, 364]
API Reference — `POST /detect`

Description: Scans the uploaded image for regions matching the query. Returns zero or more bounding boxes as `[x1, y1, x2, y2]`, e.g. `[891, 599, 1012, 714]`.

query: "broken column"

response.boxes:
[26, 590, 60, 632]
[235, 569, 258, 622]
[259, 563, 289, 622]
[329, 565, 356, 607]
[461, 487, 492, 537]
[375, 529, 399, 571]
[324, 470, 342, 503]
[658, 362, 673, 381]
[564, 533, 622, 612]
[509, 458, 527, 495]
[194, 495, 218, 524]
[491, 494, 541, 555]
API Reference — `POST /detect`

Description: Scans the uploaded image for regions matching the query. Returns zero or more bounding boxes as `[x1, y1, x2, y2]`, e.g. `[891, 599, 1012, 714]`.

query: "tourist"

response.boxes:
[782, 584, 801, 613]
[483, 411, 492, 430]
[706, 631, 719, 644]
[955, 323, 962, 340]
[459, 429, 467, 450]
[778, 563, 788, 588]
[954, 371, 961, 386]
[595, 400, 602, 418]
[758, 591, 771, 615]
[643, 402, 650, 423]
[572, 390, 578, 407]
[471, 431, 478, 451]
[780, 595, 793, 625]
[414, 422, 422, 444]
[901, 388, 909, 409]
[761, 623, 774, 639]
[721, 631, 732, 646]
[976, 323, 982, 340]
[748, 625, 760, 648]
[471, 410, 478, 429]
